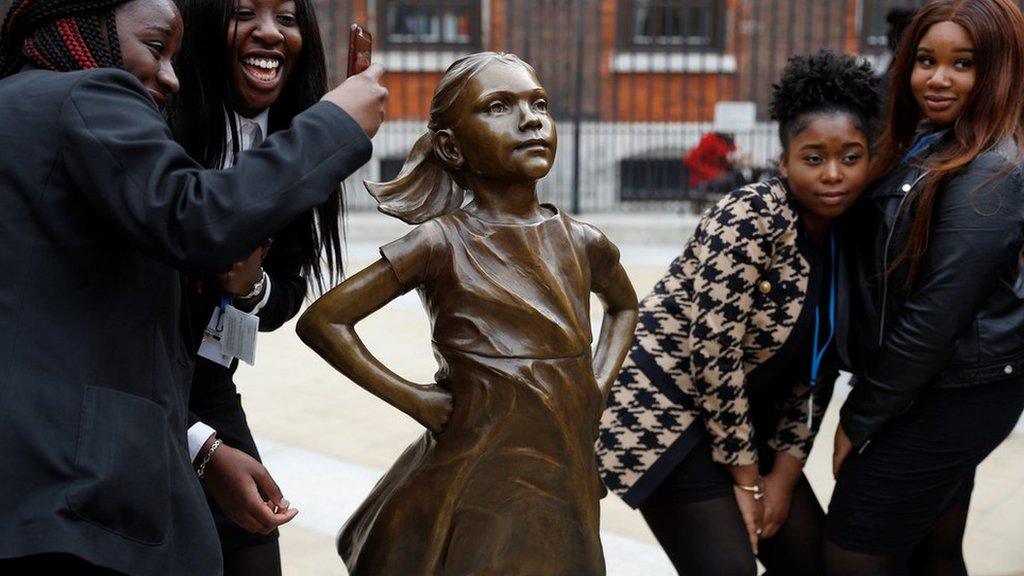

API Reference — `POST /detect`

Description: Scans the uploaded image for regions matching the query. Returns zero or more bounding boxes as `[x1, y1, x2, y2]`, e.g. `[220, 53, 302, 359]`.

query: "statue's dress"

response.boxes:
[338, 206, 614, 576]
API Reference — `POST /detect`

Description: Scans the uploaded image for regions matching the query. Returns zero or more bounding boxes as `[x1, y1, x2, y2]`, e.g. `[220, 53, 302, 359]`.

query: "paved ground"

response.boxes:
[233, 214, 1024, 575]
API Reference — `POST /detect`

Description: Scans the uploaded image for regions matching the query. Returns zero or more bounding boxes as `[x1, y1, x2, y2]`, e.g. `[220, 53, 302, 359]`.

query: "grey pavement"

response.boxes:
[233, 213, 1024, 575]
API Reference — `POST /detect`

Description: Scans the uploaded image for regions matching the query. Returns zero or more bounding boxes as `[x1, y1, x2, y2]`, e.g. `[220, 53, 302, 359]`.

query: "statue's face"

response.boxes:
[451, 62, 557, 183]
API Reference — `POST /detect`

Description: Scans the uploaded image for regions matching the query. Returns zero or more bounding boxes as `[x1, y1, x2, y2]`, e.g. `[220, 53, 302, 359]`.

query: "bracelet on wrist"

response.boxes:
[195, 438, 223, 478]
[735, 479, 765, 500]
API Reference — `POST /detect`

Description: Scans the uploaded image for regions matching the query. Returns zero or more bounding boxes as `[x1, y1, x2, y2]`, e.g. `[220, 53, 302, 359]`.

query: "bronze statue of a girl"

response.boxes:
[297, 52, 638, 576]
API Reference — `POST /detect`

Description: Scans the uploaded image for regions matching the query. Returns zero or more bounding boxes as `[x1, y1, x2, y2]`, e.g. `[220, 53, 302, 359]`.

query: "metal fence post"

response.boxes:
[571, 0, 585, 214]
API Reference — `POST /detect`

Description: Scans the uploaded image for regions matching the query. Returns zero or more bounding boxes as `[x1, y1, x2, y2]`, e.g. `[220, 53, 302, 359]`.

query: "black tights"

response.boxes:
[224, 540, 282, 576]
[824, 490, 970, 576]
[639, 476, 825, 576]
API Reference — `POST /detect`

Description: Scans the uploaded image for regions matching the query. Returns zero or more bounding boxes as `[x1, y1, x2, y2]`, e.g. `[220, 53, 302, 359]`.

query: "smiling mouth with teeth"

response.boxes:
[242, 57, 282, 83]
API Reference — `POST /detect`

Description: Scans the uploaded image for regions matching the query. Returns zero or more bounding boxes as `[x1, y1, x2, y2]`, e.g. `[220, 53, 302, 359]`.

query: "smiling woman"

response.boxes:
[114, 0, 180, 106]
[910, 20, 976, 127]
[827, 1, 1024, 574]
[227, 0, 302, 116]
[166, 1, 350, 575]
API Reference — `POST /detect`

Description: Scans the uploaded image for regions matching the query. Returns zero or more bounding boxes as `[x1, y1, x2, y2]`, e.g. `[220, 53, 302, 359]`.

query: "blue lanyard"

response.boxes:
[216, 292, 231, 332]
[900, 129, 949, 165]
[807, 229, 837, 428]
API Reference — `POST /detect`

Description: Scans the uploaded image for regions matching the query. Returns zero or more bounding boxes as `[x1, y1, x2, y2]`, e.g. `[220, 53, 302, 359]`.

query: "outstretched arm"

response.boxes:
[296, 259, 452, 433]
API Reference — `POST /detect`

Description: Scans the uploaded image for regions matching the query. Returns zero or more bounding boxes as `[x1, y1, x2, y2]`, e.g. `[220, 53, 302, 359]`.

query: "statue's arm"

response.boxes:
[296, 259, 453, 433]
[591, 254, 639, 401]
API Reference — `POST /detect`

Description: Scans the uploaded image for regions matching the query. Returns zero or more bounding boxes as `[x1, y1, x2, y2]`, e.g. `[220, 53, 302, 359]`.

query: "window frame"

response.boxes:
[859, 0, 895, 55]
[376, 0, 482, 51]
[617, 0, 726, 53]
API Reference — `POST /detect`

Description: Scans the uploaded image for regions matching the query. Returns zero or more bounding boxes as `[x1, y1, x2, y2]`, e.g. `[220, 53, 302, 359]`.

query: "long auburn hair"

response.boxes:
[874, 0, 1024, 284]
[167, 0, 343, 293]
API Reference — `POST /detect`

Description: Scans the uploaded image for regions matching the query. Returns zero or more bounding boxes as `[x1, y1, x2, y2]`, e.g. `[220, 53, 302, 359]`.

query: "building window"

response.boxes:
[619, 158, 688, 201]
[379, 0, 481, 50]
[620, 0, 724, 51]
[860, 1, 921, 54]
[379, 157, 405, 183]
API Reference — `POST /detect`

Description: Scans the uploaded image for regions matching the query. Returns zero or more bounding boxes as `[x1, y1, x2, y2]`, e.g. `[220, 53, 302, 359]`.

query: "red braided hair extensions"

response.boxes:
[1, 0, 130, 78]
[22, 35, 54, 70]
[55, 16, 97, 69]
[4, 0, 34, 33]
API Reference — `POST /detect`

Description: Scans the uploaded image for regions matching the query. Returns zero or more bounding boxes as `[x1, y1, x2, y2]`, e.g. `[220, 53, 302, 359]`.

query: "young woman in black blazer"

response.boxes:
[166, 0, 347, 573]
[828, 1, 1024, 574]
[0, 0, 386, 572]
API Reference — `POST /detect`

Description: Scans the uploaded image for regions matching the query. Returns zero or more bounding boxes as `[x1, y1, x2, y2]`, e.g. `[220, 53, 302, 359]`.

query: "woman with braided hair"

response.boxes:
[598, 50, 881, 575]
[0, 0, 387, 573]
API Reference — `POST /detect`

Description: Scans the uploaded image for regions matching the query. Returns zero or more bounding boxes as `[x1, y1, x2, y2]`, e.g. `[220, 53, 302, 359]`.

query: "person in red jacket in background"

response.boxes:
[684, 131, 738, 188]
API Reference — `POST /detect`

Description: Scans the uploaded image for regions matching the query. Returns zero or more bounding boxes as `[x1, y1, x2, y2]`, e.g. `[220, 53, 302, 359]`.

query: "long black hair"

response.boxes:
[0, 0, 127, 78]
[167, 0, 343, 293]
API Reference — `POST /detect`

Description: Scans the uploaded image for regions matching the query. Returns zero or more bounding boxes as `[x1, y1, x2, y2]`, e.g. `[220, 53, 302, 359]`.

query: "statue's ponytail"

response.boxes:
[365, 131, 463, 224]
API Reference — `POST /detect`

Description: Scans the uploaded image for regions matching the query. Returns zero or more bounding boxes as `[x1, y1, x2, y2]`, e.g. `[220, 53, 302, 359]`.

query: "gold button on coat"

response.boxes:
[758, 281, 772, 294]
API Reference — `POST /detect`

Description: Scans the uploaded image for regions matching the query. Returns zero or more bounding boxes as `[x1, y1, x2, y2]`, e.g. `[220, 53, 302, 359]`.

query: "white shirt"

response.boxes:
[223, 108, 270, 168]
[187, 108, 273, 463]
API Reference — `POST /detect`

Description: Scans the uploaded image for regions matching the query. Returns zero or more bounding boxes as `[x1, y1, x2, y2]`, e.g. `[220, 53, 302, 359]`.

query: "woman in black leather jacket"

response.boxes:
[826, 1, 1024, 574]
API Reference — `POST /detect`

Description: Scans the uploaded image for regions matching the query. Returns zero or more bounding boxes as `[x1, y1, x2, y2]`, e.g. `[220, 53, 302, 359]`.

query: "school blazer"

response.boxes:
[598, 179, 838, 507]
[0, 67, 371, 574]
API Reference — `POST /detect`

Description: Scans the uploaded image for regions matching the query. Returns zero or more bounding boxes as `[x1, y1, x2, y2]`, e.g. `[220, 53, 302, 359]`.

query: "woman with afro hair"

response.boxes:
[598, 50, 881, 575]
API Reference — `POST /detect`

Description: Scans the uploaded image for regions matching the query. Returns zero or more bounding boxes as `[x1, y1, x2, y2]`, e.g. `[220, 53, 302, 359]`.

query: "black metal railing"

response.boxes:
[4, 0, 1018, 213]
[322, 0, 978, 213]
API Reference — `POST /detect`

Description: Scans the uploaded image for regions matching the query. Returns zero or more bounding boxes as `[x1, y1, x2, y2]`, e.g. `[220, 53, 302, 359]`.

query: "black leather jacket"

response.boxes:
[840, 140, 1024, 449]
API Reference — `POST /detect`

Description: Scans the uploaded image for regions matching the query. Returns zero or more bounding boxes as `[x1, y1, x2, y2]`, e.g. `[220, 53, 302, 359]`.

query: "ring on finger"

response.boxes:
[755, 527, 763, 535]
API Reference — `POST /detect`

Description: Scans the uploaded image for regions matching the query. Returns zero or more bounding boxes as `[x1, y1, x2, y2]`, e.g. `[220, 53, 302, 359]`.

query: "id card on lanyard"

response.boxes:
[198, 293, 259, 366]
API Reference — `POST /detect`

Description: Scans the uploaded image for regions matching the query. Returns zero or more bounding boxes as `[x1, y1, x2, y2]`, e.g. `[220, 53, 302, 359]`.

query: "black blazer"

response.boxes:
[0, 67, 371, 574]
[185, 218, 308, 451]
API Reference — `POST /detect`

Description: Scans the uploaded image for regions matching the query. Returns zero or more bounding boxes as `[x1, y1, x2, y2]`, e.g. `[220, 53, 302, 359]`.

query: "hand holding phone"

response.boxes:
[348, 24, 373, 77]
[323, 63, 387, 137]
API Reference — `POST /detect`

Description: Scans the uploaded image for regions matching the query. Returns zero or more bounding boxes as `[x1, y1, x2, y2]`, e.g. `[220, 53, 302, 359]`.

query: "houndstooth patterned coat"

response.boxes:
[597, 178, 835, 507]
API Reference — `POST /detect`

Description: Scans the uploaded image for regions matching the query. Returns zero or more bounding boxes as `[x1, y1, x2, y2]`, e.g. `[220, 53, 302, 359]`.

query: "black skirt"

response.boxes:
[827, 377, 1024, 554]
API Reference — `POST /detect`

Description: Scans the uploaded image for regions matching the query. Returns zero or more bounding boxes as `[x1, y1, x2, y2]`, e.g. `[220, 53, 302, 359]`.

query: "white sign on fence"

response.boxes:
[713, 101, 758, 133]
